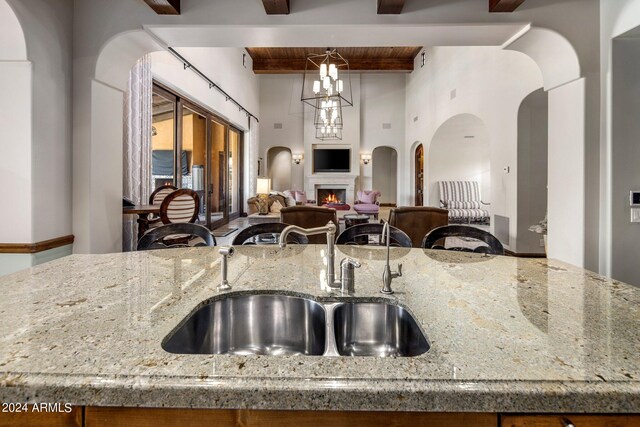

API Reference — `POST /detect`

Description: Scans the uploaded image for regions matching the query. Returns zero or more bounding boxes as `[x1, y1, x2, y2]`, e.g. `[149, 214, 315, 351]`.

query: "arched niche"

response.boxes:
[267, 146, 292, 191]
[0, 0, 27, 60]
[427, 114, 490, 209]
[372, 146, 398, 205]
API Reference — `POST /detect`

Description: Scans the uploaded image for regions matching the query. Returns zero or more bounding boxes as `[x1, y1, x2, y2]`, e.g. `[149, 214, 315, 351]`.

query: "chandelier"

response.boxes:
[301, 49, 352, 141]
[314, 97, 343, 140]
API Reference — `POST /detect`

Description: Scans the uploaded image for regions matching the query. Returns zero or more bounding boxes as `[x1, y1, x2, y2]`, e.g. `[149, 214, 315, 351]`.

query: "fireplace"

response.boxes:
[317, 188, 347, 206]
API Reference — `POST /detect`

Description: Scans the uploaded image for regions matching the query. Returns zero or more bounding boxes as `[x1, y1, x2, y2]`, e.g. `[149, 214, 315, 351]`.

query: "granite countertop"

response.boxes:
[0, 245, 638, 412]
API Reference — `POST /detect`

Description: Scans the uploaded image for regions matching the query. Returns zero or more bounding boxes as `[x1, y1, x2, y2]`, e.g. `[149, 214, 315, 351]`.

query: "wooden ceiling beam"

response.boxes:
[377, 0, 405, 14]
[489, 0, 525, 12]
[262, 0, 290, 15]
[251, 58, 414, 74]
[143, 0, 180, 15]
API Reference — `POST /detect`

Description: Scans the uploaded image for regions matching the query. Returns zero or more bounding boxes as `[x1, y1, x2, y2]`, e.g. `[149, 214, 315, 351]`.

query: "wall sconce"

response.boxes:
[292, 154, 303, 165]
[361, 154, 372, 165]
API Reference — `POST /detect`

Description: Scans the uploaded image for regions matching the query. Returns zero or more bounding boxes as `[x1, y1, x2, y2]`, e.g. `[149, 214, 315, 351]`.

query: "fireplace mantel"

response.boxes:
[306, 174, 358, 206]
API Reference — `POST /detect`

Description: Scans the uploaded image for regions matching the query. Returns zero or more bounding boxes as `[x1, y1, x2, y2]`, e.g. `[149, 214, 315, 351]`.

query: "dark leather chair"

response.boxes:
[422, 225, 504, 255]
[388, 207, 449, 248]
[137, 223, 216, 251]
[336, 223, 411, 248]
[232, 223, 309, 245]
[280, 206, 339, 244]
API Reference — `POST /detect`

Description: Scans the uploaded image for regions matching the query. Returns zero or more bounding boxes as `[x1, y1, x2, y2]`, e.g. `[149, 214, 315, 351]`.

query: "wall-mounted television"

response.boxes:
[313, 148, 350, 173]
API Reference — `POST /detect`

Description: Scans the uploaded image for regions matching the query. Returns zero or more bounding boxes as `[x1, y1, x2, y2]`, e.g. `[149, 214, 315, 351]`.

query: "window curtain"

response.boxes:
[248, 117, 259, 199]
[123, 54, 152, 252]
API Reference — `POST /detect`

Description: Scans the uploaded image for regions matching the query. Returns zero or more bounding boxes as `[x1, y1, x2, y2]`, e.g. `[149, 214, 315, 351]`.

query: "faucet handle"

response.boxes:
[396, 263, 403, 277]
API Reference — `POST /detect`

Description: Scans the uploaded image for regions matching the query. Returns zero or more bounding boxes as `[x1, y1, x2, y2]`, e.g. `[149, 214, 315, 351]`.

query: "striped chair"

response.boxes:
[147, 184, 178, 227]
[438, 181, 490, 224]
[159, 189, 200, 224]
[149, 184, 178, 205]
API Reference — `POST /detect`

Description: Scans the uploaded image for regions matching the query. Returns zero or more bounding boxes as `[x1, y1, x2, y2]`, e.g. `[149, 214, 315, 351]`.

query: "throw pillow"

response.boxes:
[282, 190, 297, 207]
[359, 191, 376, 204]
[270, 200, 283, 213]
[294, 191, 307, 205]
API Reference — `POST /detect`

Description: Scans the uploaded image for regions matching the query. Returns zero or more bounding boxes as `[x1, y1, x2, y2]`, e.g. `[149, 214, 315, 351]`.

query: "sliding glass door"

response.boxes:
[151, 82, 244, 229]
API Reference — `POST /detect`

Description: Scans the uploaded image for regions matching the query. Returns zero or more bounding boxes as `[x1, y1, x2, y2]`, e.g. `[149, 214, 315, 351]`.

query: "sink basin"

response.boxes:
[333, 302, 430, 357]
[162, 294, 326, 356]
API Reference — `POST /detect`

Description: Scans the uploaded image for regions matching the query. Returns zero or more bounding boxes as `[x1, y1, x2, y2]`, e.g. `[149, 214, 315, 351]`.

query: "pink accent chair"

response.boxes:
[353, 190, 381, 219]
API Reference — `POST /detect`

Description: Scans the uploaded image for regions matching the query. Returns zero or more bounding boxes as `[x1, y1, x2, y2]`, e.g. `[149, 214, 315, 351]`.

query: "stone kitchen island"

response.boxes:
[0, 245, 638, 426]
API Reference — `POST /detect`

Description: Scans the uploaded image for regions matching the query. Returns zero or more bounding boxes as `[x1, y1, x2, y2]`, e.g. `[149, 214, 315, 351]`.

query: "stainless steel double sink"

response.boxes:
[162, 293, 430, 358]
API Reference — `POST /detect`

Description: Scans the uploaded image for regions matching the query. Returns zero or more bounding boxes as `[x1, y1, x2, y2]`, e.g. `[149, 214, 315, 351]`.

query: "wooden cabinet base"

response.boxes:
[85, 407, 497, 427]
[501, 414, 640, 427]
[0, 406, 81, 427]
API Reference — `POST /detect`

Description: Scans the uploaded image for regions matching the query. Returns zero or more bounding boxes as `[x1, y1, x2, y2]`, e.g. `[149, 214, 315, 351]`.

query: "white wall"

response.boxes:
[517, 89, 548, 254]
[426, 114, 490, 208]
[600, 0, 640, 284]
[611, 37, 640, 286]
[360, 74, 406, 196]
[1, 0, 73, 276]
[405, 46, 544, 250]
[151, 48, 258, 132]
[258, 75, 305, 190]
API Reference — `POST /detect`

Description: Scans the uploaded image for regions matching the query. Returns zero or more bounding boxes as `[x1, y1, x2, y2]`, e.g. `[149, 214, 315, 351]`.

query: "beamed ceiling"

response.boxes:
[245, 47, 423, 74]
[144, 0, 526, 15]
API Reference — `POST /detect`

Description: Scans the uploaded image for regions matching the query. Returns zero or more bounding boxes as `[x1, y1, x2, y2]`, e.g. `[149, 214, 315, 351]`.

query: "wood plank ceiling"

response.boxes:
[246, 47, 422, 74]
[143, 0, 180, 15]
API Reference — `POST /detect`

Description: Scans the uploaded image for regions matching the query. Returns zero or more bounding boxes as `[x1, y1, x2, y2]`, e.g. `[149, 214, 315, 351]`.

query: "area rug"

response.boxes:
[212, 227, 238, 238]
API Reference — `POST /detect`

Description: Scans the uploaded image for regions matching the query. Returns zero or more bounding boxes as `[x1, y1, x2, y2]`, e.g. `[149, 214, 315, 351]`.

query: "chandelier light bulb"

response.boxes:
[313, 80, 320, 94]
[320, 63, 327, 79]
[329, 63, 337, 80]
[336, 79, 343, 93]
[323, 76, 331, 90]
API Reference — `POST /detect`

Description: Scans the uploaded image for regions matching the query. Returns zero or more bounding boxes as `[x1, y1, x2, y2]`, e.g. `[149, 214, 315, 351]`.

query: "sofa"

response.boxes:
[246, 190, 316, 215]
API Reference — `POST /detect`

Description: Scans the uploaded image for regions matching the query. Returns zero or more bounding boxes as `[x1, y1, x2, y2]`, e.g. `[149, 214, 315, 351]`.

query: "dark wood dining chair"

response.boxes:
[422, 225, 504, 255]
[336, 223, 412, 248]
[146, 184, 179, 228]
[159, 188, 200, 224]
[280, 206, 338, 244]
[137, 223, 216, 251]
[388, 206, 449, 248]
[231, 223, 309, 245]
[149, 184, 178, 205]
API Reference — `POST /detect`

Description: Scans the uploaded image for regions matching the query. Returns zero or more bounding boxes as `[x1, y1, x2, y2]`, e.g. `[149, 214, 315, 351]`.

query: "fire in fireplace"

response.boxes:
[317, 189, 347, 205]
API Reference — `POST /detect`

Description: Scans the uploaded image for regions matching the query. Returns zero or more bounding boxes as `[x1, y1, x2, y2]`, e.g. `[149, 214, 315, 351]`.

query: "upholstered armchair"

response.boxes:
[353, 190, 381, 219]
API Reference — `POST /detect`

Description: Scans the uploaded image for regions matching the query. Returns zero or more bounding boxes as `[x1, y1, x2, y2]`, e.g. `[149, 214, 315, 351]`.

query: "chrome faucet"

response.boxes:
[279, 222, 359, 292]
[217, 246, 235, 292]
[381, 222, 402, 294]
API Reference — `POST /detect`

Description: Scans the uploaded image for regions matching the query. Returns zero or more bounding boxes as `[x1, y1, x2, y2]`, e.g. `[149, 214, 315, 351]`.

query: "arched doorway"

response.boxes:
[415, 144, 424, 206]
[428, 114, 490, 209]
[267, 147, 292, 191]
[372, 147, 397, 206]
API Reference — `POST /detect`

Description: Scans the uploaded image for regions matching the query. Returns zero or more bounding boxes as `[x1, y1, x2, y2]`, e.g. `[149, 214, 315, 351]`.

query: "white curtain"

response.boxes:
[248, 117, 259, 198]
[123, 54, 152, 251]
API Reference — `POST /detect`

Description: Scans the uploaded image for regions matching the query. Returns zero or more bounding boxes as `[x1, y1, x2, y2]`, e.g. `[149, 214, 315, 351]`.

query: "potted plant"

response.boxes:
[529, 215, 548, 254]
